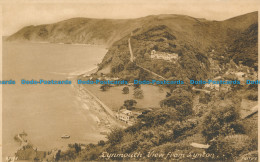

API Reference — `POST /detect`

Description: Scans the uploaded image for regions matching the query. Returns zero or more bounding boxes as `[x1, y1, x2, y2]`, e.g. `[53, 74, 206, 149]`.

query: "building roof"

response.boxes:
[213, 76, 221, 80]
[235, 72, 246, 76]
[120, 109, 132, 115]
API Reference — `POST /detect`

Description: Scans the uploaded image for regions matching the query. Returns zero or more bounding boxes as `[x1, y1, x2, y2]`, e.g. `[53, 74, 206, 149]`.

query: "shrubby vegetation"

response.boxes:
[122, 87, 129, 94]
[201, 100, 245, 141]
[208, 134, 252, 160]
[247, 93, 258, 101]
[133, 88, 144, 99]
[160, 88, 193, 120]
[122, 99, 137, 110]
[54, 86, 257, 161]
[199, 92, 211, 104]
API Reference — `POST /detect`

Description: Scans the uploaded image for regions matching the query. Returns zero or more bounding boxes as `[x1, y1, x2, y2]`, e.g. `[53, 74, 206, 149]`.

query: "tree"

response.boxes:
[139, 109, 178, 127]
[138, 69, 150, 80]
[122, 87, 129, 94]
[107, 128, 124, 145]
[123, 100, 137, 110]
[201, 100, 245, 141]
[98, 140, 105, 146]
[199, 92, 211, 104]
[166, 92, 171, 97]
[55, 150, 61, 161]
[74, 143, 81, 154]
[125, 62, 136, 71]
[172, 119, 198, 139]
[208, 135, 252, 160]
[111, 56, 125, 74]
[100, 84, 109, 91]
[247, 93, 258, 101]
[160, 88, 193, 119]
[133, 89, 144, 99]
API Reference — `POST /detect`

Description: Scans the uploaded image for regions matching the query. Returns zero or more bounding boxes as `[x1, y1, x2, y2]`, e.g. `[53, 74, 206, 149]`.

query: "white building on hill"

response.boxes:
[116, 109, 133, 123]
[150, 50, 178, 62]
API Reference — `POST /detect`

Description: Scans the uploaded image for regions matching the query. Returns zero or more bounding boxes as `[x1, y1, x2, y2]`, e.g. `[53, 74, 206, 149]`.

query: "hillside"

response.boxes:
[98, 11, 258, 81]
[7, 18, 144, 46]
[7, 12, 257, 48]
[228, 23, 258, 70]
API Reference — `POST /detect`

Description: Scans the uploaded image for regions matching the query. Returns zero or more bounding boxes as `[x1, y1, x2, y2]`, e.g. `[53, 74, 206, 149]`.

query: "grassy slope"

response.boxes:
[85, 84, 169, 111]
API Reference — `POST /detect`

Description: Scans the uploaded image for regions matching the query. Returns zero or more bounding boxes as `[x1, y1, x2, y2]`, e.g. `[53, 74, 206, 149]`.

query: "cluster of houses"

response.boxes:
[203, 77, 232, 92]
[226, 60, 257, 81]
[150, 50, 178, 63]
[203, 59, 257, 92]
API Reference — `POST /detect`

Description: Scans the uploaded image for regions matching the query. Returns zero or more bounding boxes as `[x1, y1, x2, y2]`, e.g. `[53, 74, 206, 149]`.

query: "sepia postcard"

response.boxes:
[0, 0, 259, 161]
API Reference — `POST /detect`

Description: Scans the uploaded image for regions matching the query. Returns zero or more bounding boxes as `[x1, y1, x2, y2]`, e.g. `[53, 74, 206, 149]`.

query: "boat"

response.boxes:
[61, 134, 70, 139]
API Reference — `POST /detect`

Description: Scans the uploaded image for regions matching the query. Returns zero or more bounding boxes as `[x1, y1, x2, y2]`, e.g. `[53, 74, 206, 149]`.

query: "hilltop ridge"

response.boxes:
[7, 12, 257, 48]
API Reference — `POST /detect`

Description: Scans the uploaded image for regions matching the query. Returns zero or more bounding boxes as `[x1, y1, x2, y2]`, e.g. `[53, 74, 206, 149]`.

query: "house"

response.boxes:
[132, 111, 142, 116]
[116, 109, 133, 123]
[112, 77, 120, 80]
[212, 76, 231, 92]
[128, 83, 134, 86]
[150, 50, 178, 62]
[213, 76, 221, 80]
[116, 109, 143, 125]
[235, 72, 246, 81]
[208, 58, 221, 74]
[204, 83, 220, 91]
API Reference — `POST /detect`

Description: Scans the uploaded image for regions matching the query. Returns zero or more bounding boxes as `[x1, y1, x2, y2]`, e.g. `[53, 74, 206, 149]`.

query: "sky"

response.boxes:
[1, 0, 259, 36]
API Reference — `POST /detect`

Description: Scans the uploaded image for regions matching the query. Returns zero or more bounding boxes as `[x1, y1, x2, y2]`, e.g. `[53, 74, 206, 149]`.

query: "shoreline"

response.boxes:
[4, 39, 107, 48]
[71, 73, 125, 135]
[69, 64, 126, 133]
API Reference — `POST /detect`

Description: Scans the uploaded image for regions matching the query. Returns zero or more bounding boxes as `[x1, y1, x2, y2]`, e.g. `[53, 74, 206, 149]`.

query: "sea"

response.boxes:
[2, 41, 107, 158]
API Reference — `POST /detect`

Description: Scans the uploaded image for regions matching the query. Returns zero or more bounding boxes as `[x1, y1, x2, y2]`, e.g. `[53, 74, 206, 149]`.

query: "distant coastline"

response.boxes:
[3, 39, 106, 48]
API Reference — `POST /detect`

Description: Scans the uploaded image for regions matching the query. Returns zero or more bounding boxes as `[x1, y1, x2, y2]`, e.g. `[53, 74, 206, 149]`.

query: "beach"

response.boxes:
[71, 72, 125, 135]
